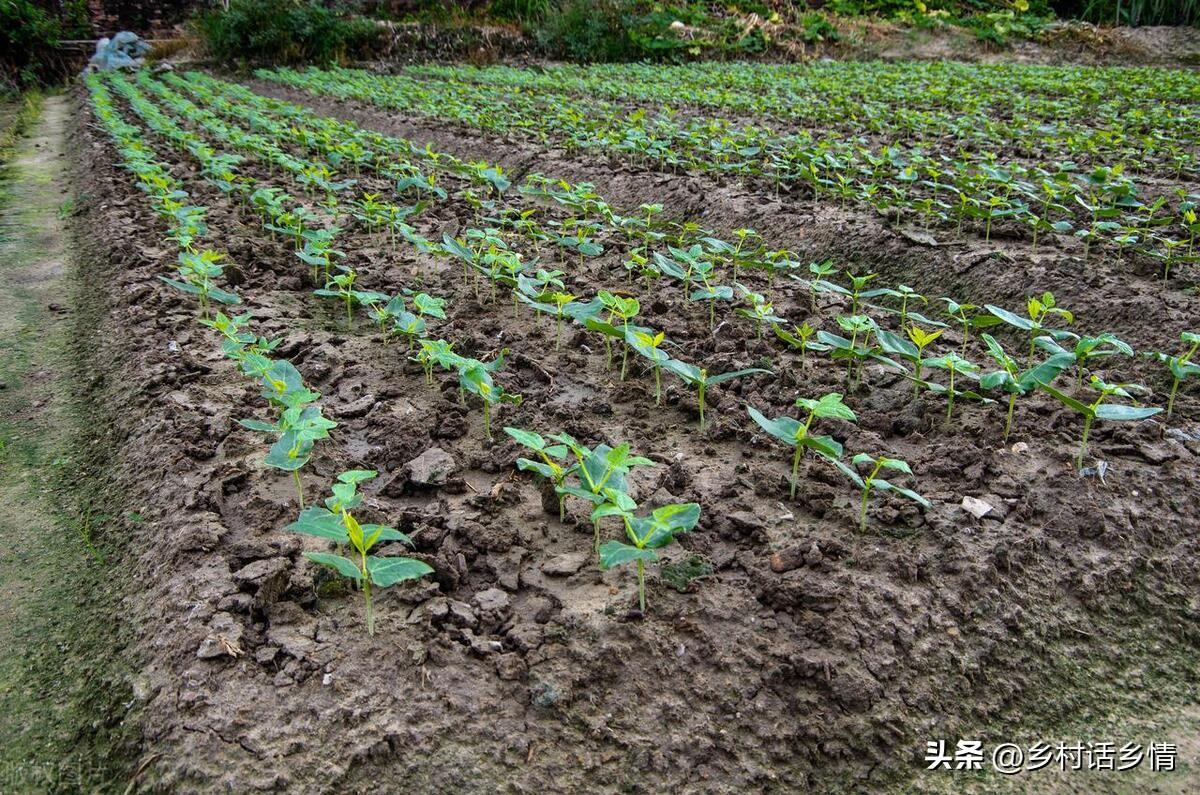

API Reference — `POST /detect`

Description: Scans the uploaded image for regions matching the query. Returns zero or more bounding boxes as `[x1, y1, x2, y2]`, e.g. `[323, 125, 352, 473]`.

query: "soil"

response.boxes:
[48, 69, 1200, 795]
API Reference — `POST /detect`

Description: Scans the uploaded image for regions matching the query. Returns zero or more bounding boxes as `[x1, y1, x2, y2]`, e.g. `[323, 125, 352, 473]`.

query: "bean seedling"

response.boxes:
[286, 470, 432, 635]
[846, 453, 929, 533]
[747, 393, 855, 500]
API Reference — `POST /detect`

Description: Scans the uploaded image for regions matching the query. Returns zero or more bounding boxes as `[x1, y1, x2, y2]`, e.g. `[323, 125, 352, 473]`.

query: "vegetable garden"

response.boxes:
[24, 54, 1200, 790]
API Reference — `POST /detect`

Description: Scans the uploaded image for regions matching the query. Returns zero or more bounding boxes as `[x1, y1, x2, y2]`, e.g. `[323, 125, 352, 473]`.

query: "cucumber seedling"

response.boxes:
[747, 393, 856, 500]
[660, 360, 770, 431]
[1149, 331, 1200, 417]
[1037, 375, 1163, 468]
[979, 333, 1075, 440]
[592, 490, 701, 613]
[846, 453, 929, 533]
[159, 249, 241, 319]
[504, 427, 570, 520]
[286, 470, 433, 635]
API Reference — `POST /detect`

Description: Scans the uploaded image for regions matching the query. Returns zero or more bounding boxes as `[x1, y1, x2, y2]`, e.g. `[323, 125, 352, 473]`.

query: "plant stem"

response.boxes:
[1003, 393, 1016, 441]
[636, 558, 646, 613]
[1077, 414, 1094, 469]
[859, 486, 870, 532]
[790, 446, 802, 501]
[293, 470, 304, 509]
[654, 366, 661, 406]
[1167, 377, 1180, 418]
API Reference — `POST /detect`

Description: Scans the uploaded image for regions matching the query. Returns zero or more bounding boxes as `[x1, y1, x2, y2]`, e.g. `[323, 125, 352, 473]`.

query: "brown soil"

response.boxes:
[68, 75, 1200, 795]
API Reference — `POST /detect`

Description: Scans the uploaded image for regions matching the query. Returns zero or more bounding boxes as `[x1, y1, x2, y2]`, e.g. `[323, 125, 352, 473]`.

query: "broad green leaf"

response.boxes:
[599, 540, 658, 570]
[367, 556, 433, 587]
[304, 551, 363, 580]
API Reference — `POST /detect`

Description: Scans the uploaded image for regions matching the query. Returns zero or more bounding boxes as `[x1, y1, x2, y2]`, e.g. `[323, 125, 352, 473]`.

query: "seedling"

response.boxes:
[1034, 333, 1133, 389]
[735, 284, 786, 341]
[1148, 331, 1200, 417]
[552, 435, 655, 555]
[592, 490, 700, 613]
[979, 333, 1075, 440]
[986, 292, 1075, 356]
[504, 427, 570, 520]
[660, 360, 770, 431]
[458, 357, 522, 440]
[627, 329, 670, 405]
[595, 291, 640, 375]
[775, 322, 828, 370]
[1037, 375, 1162, 468]
[924, 352, 981, 422]
[747, 393, 855, 500]
[159, 249, 240, 319]
[314, 267, 388, 330]
[847, 453, 929, 533]
[286, 471, 432, 635]
[239, 395, 337, 509]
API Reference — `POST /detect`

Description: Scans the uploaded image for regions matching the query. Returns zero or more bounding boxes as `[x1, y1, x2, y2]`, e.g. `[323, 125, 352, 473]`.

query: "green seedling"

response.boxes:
[553, 435, 655, 556]
[1148, 331, 1200, 417]
[979, 333, 1075, 440]
[286, 471, 432, 635]
[595, 291, 640, 376]
[239, 396, 337, 509]
[504, 427, 570, 520]
[627, 329, 670, 405]
[986, 292, 1076, 356]
[775, 322, 828, 370]
[660, 360, 770, 431]
[1037, 375, 1162, 468]
[159, 249, 240, 319]
[314, 267, 388, 330]
[847, 453, 929, 533]
[806, 259, 838, 310]
[735, 284, 786, 341]
[924, 352, 981, 422]
[458, 357, 522, 440]
[1033, 332, 1133, 389]
[747, 393, 855, 500]
[592, 490, 700, 613]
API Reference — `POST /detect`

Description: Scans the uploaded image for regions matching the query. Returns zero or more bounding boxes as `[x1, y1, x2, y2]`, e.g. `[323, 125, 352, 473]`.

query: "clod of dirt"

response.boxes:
[406, 446, 458, 486]
[540, 551, 589, 576]
[196, 613, 245, 660]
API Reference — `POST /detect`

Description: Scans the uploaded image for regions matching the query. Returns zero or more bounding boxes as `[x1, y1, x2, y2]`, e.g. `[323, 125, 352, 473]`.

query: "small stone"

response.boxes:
[322, 673, 334, 686]
[255, 646, 279, 665]
[1010, 442, 1029, 454]
[541, 551, 589, 577]
[469, 634, 504, 656]
[961, 495, 994, 519]
[407, 447, 458, 486]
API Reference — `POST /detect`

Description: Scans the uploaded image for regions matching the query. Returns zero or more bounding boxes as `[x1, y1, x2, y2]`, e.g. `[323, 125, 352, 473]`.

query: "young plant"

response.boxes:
[979, 333, 1075, 440]
[159, 249, 241, 319]
[627, 329, 670, 405]
[594, 291, 640, 376]
[1037, 375, 1163, 468]
[504, 427, 570, 520]
[456, 355, 522, 440]
[592, 490, 701, 613]
[660, 360, 770, 431]
[747, 393, 855, 500]
[847, 454, 929, 533]
[735, 284, 786, 341]
[239, 392, 337, 509]
[1149, 331, 1200, 417]
[286, 471, 433, 635]
[314, 267, 388, 330]
[553, 436, 655, 556]
[986, 292, 1076, 357]
[924, 352, 981, 422]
